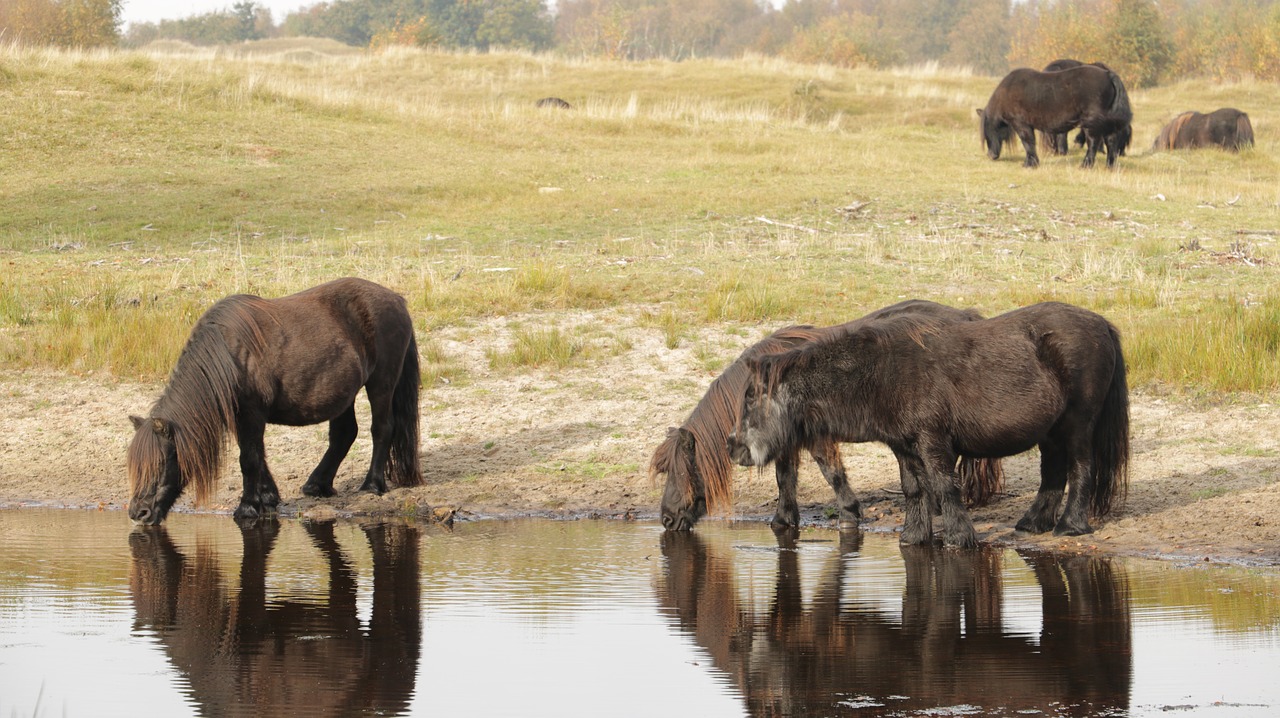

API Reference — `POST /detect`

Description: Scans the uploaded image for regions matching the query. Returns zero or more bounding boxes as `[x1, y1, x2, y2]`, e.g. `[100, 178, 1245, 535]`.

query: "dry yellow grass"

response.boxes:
[1, 41, 1277, 392]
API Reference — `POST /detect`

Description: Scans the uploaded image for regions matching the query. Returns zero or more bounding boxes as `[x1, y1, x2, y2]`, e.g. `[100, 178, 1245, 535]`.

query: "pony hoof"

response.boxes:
[1053, 522, 1093, 537]
[233, 504, 260, 521]
[301, 483, 336, 498]
[1015, 516, 1054, 534]
[945, 532, 979, 549]
[358, 482, 386, 495]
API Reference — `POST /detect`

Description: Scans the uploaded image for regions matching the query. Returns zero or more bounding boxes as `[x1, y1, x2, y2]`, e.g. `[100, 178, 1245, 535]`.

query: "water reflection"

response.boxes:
[658, 530, 1133, 717]
[128, 520, 421, 717]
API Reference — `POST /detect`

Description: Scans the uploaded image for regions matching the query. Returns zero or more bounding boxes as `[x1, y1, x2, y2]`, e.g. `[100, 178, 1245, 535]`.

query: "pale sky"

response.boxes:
[121, 0, 318, 27]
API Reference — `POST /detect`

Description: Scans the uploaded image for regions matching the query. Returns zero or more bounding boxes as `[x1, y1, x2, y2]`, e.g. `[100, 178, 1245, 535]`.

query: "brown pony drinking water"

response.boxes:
[727, 302, 1130, 548]
[126, 277, 422, 524]
[978, 65, 1132, 168]
[653, 300, 1004, 532]
[1153, 108, 1254, 152]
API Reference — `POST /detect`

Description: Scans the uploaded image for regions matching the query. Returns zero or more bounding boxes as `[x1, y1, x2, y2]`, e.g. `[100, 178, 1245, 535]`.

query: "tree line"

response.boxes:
[4, 0, 1280, 84]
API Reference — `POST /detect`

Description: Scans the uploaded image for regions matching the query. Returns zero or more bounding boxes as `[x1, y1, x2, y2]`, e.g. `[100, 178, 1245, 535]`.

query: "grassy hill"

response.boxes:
[1, 41, 1278, 392]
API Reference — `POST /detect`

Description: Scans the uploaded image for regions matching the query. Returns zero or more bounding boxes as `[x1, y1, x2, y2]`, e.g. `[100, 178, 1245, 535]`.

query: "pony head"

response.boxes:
[976, 108, 1010, 160]
[127, 415, 185, 525]
[656, 427, 706, 532]
[726, 356, 791, 468]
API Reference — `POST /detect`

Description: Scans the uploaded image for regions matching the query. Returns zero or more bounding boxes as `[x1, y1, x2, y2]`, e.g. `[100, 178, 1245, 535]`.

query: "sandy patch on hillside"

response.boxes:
[2, 309, 1278, 566]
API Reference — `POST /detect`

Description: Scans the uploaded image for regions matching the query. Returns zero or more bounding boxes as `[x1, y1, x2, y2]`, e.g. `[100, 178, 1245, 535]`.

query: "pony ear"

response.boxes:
[129, 414, 145, 430]
[676, 427, 696, 452]
[151, 417, 173, 438]
[975, 108, 985, 118]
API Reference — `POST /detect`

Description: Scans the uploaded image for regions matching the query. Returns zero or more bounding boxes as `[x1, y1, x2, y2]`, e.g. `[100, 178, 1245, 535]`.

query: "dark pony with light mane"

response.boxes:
[126, 277, 422, 524]
[653, 300, 1004, 532]
[978, 64, 1132, 168]
[1039, 59, 1132, 157]
[1153, 108, 1254, 152]
[727, 302, 1130, 547]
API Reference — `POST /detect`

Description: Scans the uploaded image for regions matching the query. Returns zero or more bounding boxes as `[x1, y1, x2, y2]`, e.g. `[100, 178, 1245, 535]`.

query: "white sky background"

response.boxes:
[121, 0, 319, 27]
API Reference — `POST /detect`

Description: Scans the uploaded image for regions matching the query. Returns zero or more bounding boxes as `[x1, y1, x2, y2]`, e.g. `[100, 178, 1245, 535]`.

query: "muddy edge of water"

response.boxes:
[2, 361, 1279, 569]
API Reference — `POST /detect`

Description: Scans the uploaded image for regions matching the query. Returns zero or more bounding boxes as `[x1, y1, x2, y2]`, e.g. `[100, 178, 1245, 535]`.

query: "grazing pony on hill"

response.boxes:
[727, 302, 1130, 548]
[1153, 108, 1254, 152]
[978, 65, 1132, 168]
[653, 300, 1004, 532]
[126, 277, 422, 524]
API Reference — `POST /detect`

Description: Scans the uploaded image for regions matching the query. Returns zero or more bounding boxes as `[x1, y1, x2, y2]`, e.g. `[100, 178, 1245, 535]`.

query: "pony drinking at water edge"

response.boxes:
[727, 302, 1130, 548]
[126, 277, 422, 524]
[653, 300, 1004, 532]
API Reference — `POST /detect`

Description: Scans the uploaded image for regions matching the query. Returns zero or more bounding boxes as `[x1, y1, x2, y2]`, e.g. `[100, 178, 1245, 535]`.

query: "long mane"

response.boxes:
[128, 296, 273, 505]
[649, 325, 830, 515]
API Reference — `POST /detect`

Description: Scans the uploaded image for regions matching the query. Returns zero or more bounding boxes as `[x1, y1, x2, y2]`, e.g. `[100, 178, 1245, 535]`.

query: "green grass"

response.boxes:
[486, 327, 590, 370]
[2, 42, 1279, 393]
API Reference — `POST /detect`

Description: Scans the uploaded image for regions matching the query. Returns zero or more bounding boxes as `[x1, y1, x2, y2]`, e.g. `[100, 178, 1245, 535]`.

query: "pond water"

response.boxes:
[1, 509, 1278, 717]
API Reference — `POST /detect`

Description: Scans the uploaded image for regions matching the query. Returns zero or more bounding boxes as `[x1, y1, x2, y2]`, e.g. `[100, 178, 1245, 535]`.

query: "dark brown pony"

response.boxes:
[653, 300, 1004, 532]
[1153, 108, 1254, 152]
[727, 302, 1130, 547]
[1040, 59, 1133, 157]
[126, 277, 421, 524]
[978, 65, 1132, 168]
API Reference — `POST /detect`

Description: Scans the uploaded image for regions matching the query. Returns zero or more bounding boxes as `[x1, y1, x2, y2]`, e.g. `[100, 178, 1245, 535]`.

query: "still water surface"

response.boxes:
[1, 509, 1278, 717]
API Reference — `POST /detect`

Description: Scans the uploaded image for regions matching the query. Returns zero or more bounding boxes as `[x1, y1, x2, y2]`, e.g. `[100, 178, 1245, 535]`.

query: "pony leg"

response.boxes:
[913, 439, 977, 548]
[1015, 442, 1068, 533]
[1017, 127, 1040, 168]
[1103, 132, 1120, 167]
[895, 453, 934, 546]
[233, 414, 278, 521]
[928, 466, 978, 549]
[302, 405, 358, 498]
[771, 448, 802, 529]
[1055, 433, 1096, 536]
[1081, 131, 1101, 168]
[358, 386, 395, 495]
[808, 440, 862, 528]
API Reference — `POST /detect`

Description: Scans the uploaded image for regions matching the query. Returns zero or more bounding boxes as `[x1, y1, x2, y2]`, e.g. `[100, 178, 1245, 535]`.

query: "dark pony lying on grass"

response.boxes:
[978, 64, 1132, 168]
[1039, 59, 1133, 157]
[652, 300, 1004, 532]
[1153, 108, 1254, 152]
[126, 277, 422, 525]
[727, 302, 1130, 548]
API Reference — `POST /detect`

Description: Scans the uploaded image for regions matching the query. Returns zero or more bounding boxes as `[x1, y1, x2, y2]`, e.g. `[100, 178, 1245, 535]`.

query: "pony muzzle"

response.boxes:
[726, 434, 762, 467]
[661, 496, 706, 532]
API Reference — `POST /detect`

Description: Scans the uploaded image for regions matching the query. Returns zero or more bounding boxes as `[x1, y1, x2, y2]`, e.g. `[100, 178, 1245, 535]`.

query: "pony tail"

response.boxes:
[386, 334, 423, 488]
[1106, 70, 1131, 121]
[957, 457, 1004, 508]
[1236, 113, 1255, 150]
[1089, 326, 1130, 517]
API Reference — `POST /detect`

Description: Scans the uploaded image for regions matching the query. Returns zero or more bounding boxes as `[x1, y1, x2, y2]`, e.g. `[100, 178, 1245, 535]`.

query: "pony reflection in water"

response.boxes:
[657, 531, 1132, 717]
[129, 520, 422, 716]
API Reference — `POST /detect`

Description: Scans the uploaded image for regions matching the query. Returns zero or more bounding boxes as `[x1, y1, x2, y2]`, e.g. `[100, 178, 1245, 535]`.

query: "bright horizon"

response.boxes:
[121, 0, 319, 27]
